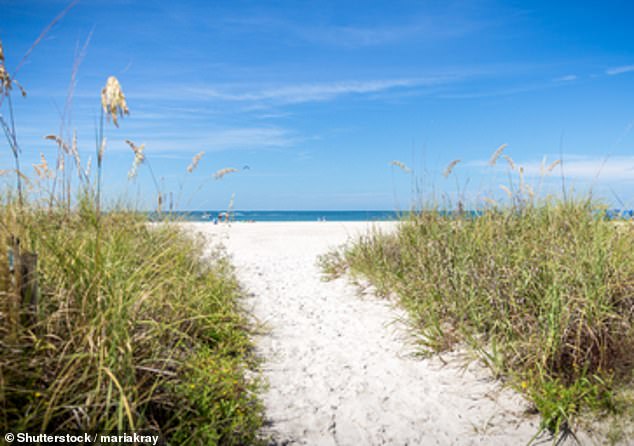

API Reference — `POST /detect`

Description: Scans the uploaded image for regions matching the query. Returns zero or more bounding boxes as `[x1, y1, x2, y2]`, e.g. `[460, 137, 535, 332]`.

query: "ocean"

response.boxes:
[158, 210, 402, 222]
[149, 208, 634, 222]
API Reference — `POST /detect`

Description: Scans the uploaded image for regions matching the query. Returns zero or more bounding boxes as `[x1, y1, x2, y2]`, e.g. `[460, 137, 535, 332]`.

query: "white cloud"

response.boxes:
[523, 156, 634, 181]
[185, 77, 451, 105]
[201, 127, 296, 149]
[606, 65, 634, 76]
[553, 74, 577, 82]
[474, 156, 634, 182]
[108, 127, 298, 152]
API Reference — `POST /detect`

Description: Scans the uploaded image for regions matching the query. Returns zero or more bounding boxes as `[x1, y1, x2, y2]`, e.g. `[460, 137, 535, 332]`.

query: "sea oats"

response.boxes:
[443, 159, 461, 178]
[125, 139, 146, 179]
[488, 143, 508, 166]
[499, 184, 513, 198]
[187, 151, 205, 173]
[546, 159, 561, 173]
[71, 130, 81, 167]
[0, 39, 10, 94]
[502, 155, 516, 170]
[389, 160, 411, 173]
[44, 134, 71, 154]
[214, 167, 238, 180]
[101, 76, 129, 127]
[32, 153, 52, 179]
[84, 156, 92, 178]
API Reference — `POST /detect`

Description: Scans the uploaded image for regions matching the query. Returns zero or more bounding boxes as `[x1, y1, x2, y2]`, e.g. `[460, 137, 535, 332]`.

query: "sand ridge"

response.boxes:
[186, 222, 544, 445]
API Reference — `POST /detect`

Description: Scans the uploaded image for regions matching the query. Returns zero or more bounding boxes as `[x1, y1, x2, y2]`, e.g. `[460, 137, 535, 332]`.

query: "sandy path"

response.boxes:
[186, 222, 543, 445]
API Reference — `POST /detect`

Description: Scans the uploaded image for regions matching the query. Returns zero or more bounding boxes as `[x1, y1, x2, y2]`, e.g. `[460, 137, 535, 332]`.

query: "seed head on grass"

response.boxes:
[503, 155, 516, 170]
[84, 156, 92, 178]
[214, 167, 238, 180]
[187, 151, 205, 173]
[488, 143, 508, 166]
[101, 76, 129, 127]
[443, 159, 461, 178]
[125, 139, 145, 179]
[0, 39, 10, 94]
[44, 134, 71, 154]
[547, 159, 561, 173]
[389, 160, 412, 173]
[32, 153, 52, 179]
[500, 184, 512, 198]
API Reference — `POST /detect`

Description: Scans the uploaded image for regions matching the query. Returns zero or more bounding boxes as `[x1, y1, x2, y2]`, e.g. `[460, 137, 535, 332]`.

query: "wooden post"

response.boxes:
[20, 252, 39, 325]
[5, 236, 20, 338]
[4, 236, 40, 331]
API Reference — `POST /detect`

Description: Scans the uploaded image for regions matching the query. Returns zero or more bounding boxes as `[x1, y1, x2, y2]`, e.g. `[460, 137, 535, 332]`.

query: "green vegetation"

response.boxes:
[322, 199, 634, 437]
[0, 203, 264, 444]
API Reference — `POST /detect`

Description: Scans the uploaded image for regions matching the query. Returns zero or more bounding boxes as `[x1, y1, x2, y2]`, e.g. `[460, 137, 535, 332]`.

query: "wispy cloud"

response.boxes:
[553, 74, 577, 82]
[606, 65, 634, 76]
[216, 11, 482, 49]
[296, 21, 474, 48]
[139, 127, 298, 152]
[184, 77, 455, 105]
[524, 156, 634, 181]
[472, 155, 634, 182]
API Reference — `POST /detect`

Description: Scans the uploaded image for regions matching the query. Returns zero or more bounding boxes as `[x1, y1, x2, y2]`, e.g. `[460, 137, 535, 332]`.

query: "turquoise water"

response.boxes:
[160, 210, 402, 222]
[150, 209, 634, 222]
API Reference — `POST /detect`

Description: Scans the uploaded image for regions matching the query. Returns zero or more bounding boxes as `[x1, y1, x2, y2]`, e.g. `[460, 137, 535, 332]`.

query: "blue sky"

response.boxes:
[1, 0, 634, 210]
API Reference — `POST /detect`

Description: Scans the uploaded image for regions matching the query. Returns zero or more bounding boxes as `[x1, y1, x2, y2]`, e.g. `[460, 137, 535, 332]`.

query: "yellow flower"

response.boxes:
[34, 392, 43, 398]
[520, 381, 528, 390]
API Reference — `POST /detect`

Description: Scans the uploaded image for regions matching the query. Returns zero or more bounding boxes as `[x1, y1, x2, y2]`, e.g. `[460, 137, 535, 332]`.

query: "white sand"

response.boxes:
[185, 222, 546, 445]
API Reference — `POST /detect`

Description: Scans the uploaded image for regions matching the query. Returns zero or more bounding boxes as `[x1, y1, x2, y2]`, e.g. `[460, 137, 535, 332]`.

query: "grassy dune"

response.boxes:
[0, 201, 263, 444]
[322, 200, 634, 438]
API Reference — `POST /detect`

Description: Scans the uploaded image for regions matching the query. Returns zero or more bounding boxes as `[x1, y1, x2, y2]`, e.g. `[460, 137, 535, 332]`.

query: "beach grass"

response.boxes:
[0, 198, 264, 444]
[321, 199, 634, 437]
[1, 31, 264, 443]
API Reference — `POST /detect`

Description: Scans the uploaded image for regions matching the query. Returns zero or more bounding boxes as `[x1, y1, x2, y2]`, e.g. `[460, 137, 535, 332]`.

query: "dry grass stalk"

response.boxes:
[500, 184, 512, 198]
[389, 160, 411, 173]
[97, 137, 107, 165]
[503, 155, 516, 170]
[547, 159, 561, 173]
[71, 130, 80, 168]
[214, 167, 238, 180]
[44, 134, 71, 154]
[32, 153, 52, 179]
[0, 39, 9, 94]
[101, 76, 129, 127]
[125, 140, 145, 179]
[84, 156, 92, 179]
[443, 159, 461, 178]
[187, 151, 205, 173]
[488, 143, 508, 166]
